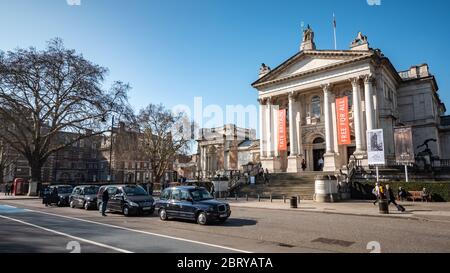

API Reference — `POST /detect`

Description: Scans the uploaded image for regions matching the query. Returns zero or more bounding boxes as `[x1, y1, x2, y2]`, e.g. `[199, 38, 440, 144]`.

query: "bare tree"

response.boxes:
[137, 104, 192, 184]
[0, 140, 14, 184]
[0, 38, 131, 186]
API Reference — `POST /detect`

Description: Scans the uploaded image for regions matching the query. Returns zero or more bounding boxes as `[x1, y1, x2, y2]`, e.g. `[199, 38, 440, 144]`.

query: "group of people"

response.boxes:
[372, 183, 406, 212]
[258, 167, 270, 184]
[2, 183, 13, 196]
[42, 187, 59, 206]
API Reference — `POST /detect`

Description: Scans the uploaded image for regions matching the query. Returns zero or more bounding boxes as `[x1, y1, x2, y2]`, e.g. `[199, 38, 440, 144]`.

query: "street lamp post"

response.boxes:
[108, 115, 115, 184]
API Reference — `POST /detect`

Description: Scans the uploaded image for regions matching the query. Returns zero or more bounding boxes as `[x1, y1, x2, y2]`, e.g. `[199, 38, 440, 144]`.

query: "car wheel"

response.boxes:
[70, 200, 76, 208]
[159, 208, 168, 221]
[84, 202, 90, 210]
[196, 212, 208, 225]
[123, 206, 130, 217]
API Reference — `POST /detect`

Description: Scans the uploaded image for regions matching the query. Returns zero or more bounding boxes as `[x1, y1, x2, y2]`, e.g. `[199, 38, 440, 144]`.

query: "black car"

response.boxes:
[49, 185, 74, 207]
[155, 186, 231, 225]
[97, 184, 154, 216]
[69, 185, 100, 210]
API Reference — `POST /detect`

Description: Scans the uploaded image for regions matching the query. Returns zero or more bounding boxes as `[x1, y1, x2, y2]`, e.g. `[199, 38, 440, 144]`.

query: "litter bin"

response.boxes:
[378, 199, 389, 214]
[290, 196, 298, 209]
[314, 175, 339, 203]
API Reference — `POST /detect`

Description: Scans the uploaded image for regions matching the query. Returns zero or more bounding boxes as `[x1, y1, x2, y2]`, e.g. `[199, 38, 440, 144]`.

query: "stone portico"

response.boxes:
[252, 26, 447, 174]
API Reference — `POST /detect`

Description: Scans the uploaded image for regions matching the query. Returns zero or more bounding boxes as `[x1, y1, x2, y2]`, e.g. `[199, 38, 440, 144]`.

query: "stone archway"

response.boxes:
[312, 137, 326, 171]
[303, 132, 326, 171]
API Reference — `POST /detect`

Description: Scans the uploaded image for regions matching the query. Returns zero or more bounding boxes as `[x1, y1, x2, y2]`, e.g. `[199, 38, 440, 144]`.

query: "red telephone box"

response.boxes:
[13, 178, 29, 196]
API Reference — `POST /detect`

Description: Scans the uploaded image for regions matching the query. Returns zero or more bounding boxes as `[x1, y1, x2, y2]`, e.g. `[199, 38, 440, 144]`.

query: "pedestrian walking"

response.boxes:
[301, 159, 307, 172]
[264, 168, 270, 185]
[4, 184, 9, 196]
[386, 184, 406, 212]
[318, 157, 324, 171]
[372, 183, 380, 205]
[101, 188, 109, 217]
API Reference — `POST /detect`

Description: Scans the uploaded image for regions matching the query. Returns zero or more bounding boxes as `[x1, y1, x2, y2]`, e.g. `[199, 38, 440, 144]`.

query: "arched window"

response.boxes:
[311, 96, 321, 118]
[313, 137, 325, 144]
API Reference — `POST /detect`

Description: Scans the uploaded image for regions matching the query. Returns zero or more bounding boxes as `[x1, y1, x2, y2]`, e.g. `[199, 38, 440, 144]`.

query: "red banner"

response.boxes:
[336, 97, 351, 145]
[278, 109, 287, 151]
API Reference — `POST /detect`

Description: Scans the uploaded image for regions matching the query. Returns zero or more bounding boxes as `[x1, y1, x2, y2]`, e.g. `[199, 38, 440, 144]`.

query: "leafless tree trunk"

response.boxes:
[0, 38, 131, 183]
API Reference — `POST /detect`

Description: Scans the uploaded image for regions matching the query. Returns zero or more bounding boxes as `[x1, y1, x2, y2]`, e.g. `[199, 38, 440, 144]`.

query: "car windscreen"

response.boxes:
[83, 187, 99, 195]
[123, 186, 147, 196]
[57, 187, 73, 194]
[189, 188, 213, 201]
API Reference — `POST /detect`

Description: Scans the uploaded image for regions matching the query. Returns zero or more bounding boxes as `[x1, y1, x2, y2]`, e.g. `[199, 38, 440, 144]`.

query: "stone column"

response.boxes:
[350, 77, 363, 153]
[201, 146, 207, 177]
[323, 84, 334, 154]
[288, 93, 298, 156]
[296, 99, 303, 156]
[364, 74, 375, 131]
[258, 99, 266, 158]
[287, 92, 301, 173]
[322, 84, 337, 172]
[265, 98, 273, 157]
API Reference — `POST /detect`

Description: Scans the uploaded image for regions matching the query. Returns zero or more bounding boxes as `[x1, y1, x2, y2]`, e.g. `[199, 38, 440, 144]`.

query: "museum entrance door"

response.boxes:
[313, 149, 325, 171]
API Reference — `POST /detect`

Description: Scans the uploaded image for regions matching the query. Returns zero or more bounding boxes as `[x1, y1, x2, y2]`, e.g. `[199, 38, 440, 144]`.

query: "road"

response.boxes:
[1, 199, 450, 253]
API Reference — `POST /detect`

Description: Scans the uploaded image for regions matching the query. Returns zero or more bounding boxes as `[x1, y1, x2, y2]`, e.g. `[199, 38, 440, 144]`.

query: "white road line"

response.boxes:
[0, 214, 133, 253]
[25, 208, 251, 253]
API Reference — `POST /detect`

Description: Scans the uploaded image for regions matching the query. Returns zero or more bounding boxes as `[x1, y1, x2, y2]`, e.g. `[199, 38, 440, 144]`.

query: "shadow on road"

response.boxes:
[221, 218, 257, 227]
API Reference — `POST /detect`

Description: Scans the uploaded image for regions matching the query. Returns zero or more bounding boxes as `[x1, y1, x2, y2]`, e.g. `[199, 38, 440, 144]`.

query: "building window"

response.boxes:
[311, 96, 321, 118]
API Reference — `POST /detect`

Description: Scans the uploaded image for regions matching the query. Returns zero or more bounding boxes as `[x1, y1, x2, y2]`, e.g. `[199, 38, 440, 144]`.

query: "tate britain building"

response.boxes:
[252, 26, 450, 173]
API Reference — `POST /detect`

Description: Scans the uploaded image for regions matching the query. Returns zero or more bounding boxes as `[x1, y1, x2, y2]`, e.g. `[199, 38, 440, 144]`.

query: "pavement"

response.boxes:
[1, 198, 450, 253]
[219, 198, 450, 222]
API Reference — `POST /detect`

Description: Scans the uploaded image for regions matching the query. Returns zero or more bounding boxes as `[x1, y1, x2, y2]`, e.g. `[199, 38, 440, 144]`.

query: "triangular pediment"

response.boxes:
[277, 56, 344, 78]
[252, 50, 373, 87]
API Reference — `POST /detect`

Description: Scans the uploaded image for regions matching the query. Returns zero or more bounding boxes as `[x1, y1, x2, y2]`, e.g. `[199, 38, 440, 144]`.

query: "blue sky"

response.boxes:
[1, 0, 450, 131]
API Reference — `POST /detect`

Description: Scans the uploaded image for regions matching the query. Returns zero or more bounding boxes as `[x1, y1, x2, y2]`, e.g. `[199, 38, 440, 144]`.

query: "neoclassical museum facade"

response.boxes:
[252, 26, 450, 173]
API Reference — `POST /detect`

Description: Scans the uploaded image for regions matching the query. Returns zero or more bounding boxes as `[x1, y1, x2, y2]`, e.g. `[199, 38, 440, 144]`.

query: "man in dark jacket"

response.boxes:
[386, 184, 405, 212]
[101, 188, 109, 217]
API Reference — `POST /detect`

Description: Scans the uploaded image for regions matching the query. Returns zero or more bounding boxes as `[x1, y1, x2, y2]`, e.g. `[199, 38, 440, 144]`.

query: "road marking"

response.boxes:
[0, 205, 26, 214]
[24, 209, 251, 253]
[0, 214, 133, 253]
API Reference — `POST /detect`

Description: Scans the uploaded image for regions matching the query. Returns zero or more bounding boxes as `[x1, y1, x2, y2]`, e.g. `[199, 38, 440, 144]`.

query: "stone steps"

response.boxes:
[236, 172, 326, 200]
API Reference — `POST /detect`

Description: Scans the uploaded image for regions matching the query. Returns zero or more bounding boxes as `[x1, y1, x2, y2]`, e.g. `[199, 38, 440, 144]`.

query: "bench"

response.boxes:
[407, 191, 432, 202]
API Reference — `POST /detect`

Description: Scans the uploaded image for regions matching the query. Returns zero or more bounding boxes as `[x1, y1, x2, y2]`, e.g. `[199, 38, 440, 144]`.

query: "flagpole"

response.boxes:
[333, 13, 337, 50]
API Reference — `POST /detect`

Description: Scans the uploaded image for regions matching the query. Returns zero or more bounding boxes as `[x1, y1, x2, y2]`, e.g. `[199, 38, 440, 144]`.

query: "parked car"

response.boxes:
[97, 184, 155, 216]
[69, 185, 100, 210]
[49, 185, 74, 207]
[155, 186, 231, 225]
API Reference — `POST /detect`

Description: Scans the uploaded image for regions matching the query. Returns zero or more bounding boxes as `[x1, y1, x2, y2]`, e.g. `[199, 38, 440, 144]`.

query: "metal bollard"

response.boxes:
[270, 193, 273, 203]
[283, 195, 286, 203]
[297, 195, 300, 206]
[258, 194, 261, 202]
[235, 194, 238, 201]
